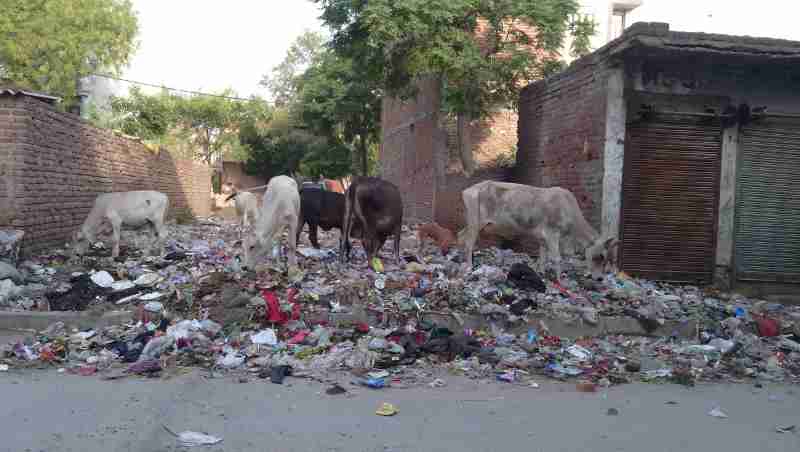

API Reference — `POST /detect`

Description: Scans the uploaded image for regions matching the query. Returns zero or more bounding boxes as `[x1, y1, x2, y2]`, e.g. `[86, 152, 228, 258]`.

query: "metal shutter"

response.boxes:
[735, 117, 800, 283]
[621, 116, 722, 283]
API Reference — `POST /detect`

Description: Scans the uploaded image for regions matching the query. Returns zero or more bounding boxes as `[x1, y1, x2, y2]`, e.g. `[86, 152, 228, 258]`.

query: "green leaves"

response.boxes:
[0, 0, 138, 103]
[108, 87, 270, 164]
[314, 0, 596, 119]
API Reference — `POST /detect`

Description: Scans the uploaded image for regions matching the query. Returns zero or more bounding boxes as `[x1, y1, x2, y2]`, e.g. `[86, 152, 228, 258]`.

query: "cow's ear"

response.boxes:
[605, 237, 619, 250]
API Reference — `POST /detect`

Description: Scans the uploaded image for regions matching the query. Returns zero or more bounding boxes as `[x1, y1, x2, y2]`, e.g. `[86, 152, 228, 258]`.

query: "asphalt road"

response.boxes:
[1, 365, 798, 452]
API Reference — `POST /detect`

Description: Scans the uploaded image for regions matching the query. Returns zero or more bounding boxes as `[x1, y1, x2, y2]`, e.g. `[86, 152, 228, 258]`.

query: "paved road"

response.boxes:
[1, 365, 798, 452]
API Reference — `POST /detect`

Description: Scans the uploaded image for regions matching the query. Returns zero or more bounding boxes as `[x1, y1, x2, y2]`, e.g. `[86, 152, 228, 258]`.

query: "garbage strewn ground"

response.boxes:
[1, 218, 799, 390]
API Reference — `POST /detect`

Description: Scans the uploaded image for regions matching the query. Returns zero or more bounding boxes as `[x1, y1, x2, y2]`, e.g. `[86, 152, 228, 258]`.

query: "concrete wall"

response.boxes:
[0, 94, 213, 254]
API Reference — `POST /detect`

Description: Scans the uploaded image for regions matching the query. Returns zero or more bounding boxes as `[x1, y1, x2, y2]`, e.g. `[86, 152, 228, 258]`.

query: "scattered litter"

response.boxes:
[606, 408, 619, 416]
[375, 403, 398, 416]
[326, 384, 347, 395]
[90, 271, 115, 288]
[708, 407, 728, 419]
[2, 220, 799, 397]
[163, 425, 223, 447]
[776, 425, 796, 434]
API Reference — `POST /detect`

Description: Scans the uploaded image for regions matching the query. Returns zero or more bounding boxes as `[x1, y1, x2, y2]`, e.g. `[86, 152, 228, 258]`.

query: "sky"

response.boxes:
[118, 0, 324, 98]
[114, 0, 799, 99]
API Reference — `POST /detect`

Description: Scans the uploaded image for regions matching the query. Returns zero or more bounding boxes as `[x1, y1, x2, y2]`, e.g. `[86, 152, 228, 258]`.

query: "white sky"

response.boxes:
[120, 0, 324, 98]
[117, 0, 799, 99]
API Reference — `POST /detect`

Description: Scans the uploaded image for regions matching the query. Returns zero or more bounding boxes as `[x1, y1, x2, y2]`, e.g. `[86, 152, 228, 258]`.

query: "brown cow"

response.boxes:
[459, 181, 618, 279]
[417, 223, 456, 255]
[340, 177, 403, 265]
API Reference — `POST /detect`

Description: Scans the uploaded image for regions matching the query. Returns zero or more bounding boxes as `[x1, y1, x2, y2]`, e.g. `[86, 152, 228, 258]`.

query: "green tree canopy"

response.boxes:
[0, 0, 139, 103]
[312, 0, 595, 118]
[107, 87, 270, 163]
[260, 30, 327, 107]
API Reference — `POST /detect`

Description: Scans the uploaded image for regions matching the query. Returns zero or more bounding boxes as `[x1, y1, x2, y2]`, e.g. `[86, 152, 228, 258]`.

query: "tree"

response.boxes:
[240, 109, 351, 180]
[0, 0, 138, 103]
[316, 0, 594, 117]
[294, 51, 381, 176]
[108, 86, 178, 141]
[260, 30, 326, 107]
[312, 0, 596, 173]
[107, 87, 270, 163]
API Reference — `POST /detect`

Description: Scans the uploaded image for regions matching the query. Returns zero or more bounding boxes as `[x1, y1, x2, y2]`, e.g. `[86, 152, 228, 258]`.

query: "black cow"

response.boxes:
[297, 188, 362, 250]
[340, 177, 403, 265]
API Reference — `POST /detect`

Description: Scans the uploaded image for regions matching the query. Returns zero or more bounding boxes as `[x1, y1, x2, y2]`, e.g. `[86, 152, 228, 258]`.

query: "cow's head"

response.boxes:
[242, 230, 279, 270]
[586, 237, 619, 280]
[71, 229, 91, 256]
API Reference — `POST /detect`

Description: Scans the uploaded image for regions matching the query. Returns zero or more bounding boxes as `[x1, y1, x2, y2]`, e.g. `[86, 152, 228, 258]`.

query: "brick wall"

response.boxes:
[222, 161, 266, 191]
[0, 94, 213, 254]
[516, 59, 609, 229]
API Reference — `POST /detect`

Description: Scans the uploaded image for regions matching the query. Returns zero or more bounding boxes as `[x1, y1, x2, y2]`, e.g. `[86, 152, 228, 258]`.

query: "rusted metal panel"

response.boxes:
[735, 117, 800, 283]
[620, 116, 722, 283]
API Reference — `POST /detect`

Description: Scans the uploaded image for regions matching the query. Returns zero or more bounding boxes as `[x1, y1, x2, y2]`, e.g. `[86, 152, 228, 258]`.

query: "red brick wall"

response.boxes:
[222, 161, 266, 191]
[516, 60, 609, 229]
[380, 78, 443, 223]
[379, 18, 551, 229]
[0, 94, 213, 254]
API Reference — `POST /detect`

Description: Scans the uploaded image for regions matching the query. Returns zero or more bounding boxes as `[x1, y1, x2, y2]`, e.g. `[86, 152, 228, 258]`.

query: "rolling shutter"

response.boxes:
[621, 116, 722, 283]
[735, 117, 800, 283]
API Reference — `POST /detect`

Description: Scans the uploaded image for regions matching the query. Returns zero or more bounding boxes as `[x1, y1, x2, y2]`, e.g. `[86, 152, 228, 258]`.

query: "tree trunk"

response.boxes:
[457, 114, 475, 177]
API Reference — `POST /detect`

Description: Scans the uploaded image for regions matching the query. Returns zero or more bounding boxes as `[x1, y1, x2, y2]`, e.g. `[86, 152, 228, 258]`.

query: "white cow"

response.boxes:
[72, 191, 168, 258]
[459, 181, 618, 279]
[242, 176, 300, 270]
[226, 191, 259, 228]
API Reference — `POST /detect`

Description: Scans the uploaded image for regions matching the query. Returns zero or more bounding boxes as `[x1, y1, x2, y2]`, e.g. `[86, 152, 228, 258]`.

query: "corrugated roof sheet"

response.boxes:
[0, 86, 61, 103]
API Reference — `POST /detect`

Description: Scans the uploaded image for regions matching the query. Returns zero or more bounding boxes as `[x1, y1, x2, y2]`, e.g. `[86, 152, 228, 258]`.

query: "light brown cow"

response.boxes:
[459, 181, 618, 279]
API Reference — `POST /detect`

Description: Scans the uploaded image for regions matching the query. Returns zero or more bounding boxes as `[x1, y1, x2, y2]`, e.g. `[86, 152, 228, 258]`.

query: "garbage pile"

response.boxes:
[1, 219, 800, 389]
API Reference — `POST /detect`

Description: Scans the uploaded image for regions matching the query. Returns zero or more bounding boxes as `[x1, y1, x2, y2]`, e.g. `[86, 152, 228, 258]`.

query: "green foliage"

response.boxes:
[107, 87, 270, 163]
[260, 30, 327, 107]
[244, 31, 381, 179]
[569, 14, 597, 58]
[0, 0, 138, 103]
[313, 0, 595, 119]
[240, 109, 351, 180]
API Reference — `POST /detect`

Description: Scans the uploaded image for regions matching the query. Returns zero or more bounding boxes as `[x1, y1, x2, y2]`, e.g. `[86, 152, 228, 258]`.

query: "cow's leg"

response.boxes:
[538, 243, 547, 273]
[296, 220, 305, 246]
[151, 211, 167, 256]
[108, 214, 122, 259]
[461, 193, 482, 272]
[309, 222, 320, 249]
[340, 195, 353, 263]
[543, 229, 561, 278]
[287, 216, 298, 269]
[393, 224, 401, 263]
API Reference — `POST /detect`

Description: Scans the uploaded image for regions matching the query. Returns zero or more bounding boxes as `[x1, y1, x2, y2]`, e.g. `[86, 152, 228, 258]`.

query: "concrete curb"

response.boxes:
[0, 310, 133, 332]
[323, 307, 698, 339]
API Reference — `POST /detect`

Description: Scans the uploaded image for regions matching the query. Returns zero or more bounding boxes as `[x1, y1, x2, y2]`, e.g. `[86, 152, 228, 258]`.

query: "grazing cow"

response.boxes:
[225, 191, 259, 228]
[340, 177, 403, 265]
[417, 223, 456, 255]
[242, 175, 301, 269]
[72, 191, 168, 258]
[297, 188, 362, 249]
[459, 181, 618, 279]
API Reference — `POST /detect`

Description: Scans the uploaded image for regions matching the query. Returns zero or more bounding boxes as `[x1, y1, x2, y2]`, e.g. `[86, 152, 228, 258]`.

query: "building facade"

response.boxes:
[518, 22, 800, 294]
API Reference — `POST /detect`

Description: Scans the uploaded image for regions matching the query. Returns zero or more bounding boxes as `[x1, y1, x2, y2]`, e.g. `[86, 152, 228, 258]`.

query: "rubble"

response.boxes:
[0, 217, 799, 392]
